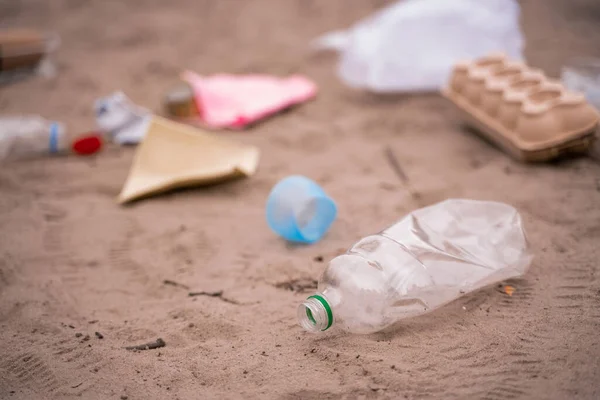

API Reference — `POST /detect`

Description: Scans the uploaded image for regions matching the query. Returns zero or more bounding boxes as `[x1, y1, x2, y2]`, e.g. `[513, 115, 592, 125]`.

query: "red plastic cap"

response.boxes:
[72, 133, 103, 155]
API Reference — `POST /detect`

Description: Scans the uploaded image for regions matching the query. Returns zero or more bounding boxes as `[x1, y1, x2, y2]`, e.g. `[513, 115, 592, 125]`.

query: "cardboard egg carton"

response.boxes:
[442, 53, 599, 162]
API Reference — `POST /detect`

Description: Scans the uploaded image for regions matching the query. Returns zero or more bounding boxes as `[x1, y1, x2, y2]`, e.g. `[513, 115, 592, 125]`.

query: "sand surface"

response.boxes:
[1, 0, 600, 399]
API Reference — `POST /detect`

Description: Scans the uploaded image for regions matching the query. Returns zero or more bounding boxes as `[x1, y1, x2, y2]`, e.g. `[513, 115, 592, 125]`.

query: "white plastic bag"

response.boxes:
[314, 0, 524, 93]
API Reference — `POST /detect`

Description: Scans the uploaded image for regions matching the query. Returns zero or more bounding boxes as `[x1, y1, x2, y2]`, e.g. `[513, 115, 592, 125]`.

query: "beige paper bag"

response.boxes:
[118, 117, 259, 204]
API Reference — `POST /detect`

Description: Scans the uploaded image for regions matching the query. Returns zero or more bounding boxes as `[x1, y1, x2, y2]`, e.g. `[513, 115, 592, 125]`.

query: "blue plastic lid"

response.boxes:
[266, 175, 337, 244]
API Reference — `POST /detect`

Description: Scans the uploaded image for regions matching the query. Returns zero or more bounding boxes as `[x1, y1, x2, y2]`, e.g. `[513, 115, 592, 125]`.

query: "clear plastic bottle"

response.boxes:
[0, 116, 67, 161]
[298, 199, 533, 334]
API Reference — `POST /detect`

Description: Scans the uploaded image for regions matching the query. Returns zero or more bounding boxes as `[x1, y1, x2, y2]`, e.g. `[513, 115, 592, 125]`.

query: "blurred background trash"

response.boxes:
[443, 53, 599, 162]
[166, 71, 317, 129]
[313, 0, 523, 93]
[163, 81, 199, 119]
[266, 175, 337, 244]
[117, 117, 260, 204]
[95, 92, 152, 145]
[562, 58, 600, 111]
[0, 117, 104, 160]
[71, 132, 103, 156]
[0, 29, 60, 85]
[0, 116, 66, 161]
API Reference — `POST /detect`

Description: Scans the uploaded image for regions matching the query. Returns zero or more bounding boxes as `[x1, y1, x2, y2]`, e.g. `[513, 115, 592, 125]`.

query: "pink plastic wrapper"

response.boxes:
[182, 71, 317, 129]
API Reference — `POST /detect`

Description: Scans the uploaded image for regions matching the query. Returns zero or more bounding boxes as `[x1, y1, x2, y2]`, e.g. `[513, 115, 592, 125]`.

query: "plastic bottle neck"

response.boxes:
[297, 293, 334, 333]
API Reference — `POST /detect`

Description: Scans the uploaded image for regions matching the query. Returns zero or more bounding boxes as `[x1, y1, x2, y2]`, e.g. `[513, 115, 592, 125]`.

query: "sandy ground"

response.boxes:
[1, 0, 600, 399]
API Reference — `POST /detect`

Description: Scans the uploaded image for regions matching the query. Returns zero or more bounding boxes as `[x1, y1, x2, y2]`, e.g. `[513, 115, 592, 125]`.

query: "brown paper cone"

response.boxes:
[117, 116, 259, 204]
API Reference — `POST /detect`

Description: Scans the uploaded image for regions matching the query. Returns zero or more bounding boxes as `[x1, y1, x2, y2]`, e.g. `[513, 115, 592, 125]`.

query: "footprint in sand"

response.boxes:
[1, 353, 61, 395]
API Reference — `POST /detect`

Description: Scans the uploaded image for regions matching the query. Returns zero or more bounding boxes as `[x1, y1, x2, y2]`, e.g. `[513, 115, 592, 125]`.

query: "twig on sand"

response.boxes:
[163, 279, 190, 290]
[188, 290, 223, 297]
[384, 146, 423, 206]
[125, 338, 166, 351]
[384, 146, 409, 183]
[188, 290, 240, 305]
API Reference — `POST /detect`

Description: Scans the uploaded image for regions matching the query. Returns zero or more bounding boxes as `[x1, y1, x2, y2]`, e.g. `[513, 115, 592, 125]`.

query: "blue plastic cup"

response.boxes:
[266, 175, 337, 244]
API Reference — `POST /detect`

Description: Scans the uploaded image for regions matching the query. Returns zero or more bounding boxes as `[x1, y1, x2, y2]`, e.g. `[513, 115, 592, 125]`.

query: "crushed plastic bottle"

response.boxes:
[0, 116, 67, 161]
[298, 199, 533, 334]
[313, 0, 523, 93]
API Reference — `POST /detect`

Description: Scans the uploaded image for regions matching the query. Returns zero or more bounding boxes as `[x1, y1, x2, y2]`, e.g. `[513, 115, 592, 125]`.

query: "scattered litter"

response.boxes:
[163, 279, 190, 290]
[166, 71, 317, 129]
[117, 116, 260, 204]
[95, 91, 152, 145]
[298, 199, 533, 334]
[443, 53, 599, 162]
[504, 285, 516, 296]
[94, 331, 103, 339]
[70, 382, 84, 389]
[0, 29, 60, 85]
[266, 175, 337, 244]
[0, 116, 66, 161]
[275, 278, 318, 293]
[562, 57, 600, 111]
[125, 338, 166, 351]
[313, 0, 523, 93]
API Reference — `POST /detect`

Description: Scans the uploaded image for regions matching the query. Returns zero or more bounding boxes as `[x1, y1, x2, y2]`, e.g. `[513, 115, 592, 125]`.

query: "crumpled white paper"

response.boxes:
[314, 0, 524, 93]
[94, 92, 152, 145]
